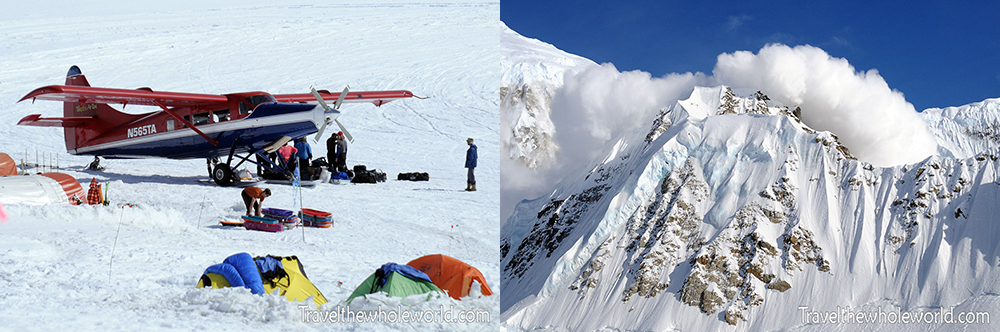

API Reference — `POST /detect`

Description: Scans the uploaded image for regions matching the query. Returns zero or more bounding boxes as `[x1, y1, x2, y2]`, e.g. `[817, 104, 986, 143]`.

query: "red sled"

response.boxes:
[302, 208, 333, 228]
[220, 220, 244, 227]
[242, 215, 283, 232]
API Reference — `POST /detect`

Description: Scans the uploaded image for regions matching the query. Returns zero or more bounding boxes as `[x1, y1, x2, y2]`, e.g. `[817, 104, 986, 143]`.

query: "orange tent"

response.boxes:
[0, 153, 16, 176]
[0, 172, 84, 205]
[406, 254, 493, 300]
[39, 173, 85, 205]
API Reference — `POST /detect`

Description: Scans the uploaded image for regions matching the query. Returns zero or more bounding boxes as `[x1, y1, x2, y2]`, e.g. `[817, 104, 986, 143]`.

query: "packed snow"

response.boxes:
[502, 25, 1000, 331]
[0, 2, 500, 331]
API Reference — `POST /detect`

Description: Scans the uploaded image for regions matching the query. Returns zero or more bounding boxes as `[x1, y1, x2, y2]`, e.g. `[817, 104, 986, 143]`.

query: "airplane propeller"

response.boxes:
[310, 86, 354, 143]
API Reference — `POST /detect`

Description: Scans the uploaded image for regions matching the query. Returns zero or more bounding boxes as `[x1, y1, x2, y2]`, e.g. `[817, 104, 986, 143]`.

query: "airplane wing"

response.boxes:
[19, 85, 229, 107]
[272, 90, 417, 107]
[17, 114, 95, 127]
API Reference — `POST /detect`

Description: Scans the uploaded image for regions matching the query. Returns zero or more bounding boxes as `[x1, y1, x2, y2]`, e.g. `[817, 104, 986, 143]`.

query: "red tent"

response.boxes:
[0, 153, 16, 176]
[407, 254, 493, 300]
[39, 173, 84, 205]
[0, 172, 84, 205]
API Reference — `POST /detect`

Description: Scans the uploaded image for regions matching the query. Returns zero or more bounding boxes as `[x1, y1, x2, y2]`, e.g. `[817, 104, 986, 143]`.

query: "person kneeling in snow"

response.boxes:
[241, 186, 271, 217]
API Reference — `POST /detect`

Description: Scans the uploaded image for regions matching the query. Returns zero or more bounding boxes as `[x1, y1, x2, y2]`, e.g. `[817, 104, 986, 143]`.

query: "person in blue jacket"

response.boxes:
[293, 137, 312, 179]
[465, 137, 477, 191]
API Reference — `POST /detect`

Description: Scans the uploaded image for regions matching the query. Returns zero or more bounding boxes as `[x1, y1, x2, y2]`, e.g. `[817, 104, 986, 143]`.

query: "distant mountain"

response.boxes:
[501, 22, 596, 170]
[501, 26, 1000, 331]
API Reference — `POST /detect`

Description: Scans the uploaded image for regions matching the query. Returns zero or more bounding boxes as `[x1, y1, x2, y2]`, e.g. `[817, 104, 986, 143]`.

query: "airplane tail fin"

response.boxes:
[64, 65, 90, 88]
[60, 66, 134, 152]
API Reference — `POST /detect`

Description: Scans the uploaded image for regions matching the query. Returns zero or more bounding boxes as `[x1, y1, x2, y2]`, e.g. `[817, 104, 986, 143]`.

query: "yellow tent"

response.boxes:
[197, 255, 327, 307]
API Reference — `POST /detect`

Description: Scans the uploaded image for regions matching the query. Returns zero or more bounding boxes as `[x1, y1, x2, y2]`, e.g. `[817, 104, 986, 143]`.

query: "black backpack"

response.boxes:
[397, 172, 430, 181]
[351, 168, 387, 184]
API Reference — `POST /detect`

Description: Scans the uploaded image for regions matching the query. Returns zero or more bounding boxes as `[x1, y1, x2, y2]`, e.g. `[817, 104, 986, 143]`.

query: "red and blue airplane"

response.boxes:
[17, 66, 417, 185]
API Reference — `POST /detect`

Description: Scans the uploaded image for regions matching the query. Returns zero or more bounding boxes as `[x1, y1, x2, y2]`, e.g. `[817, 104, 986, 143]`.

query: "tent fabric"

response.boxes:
[262, 256, 327, 307]
[197, 273, 231, 289]
[223, 253, 265, 295]
[377, 263, 433, 285]
[196, 254, 327, 307]
[407, 254, 493, 300]
[0, 173, 75, 205]
[0, 153, 16, 176]
[39, 173, 84, 205]
[201, 253, 264, 294]
[205, 263, 246, 288]
[347, 266, 442, 304]
[254, 255, 283, 277]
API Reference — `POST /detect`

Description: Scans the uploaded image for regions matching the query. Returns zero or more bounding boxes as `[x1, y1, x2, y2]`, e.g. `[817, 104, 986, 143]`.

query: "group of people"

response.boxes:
[275, 137, 314, 175]
[241, 135, 477, 215]
[267, 132, 471, 188]
[327, 131, 348, 173]
[267, 131, 348, 179]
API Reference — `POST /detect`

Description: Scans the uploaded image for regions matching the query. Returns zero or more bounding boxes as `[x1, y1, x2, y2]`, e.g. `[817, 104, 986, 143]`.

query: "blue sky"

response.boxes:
[502, 1, 1000, 111]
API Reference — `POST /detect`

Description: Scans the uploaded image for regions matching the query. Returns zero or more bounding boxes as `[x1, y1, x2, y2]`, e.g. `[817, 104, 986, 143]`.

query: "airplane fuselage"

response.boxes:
[71, 92, 326, 159]
[17, 66, 416, 185]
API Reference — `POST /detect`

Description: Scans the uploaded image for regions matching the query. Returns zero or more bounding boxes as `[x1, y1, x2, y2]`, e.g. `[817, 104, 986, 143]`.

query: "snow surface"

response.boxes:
[0, 2, 500, 331]
[502, 26, 1000, 331]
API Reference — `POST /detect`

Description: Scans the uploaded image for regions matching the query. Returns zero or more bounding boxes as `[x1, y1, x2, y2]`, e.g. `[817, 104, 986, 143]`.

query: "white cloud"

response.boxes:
[503, 43, 939, 218]
[713, 44, 938, 166]
[550, 63, 706, 174]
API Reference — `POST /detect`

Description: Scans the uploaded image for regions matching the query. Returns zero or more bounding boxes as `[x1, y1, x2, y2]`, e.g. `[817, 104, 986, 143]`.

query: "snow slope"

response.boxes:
[501, 29, 1000, 331]
[500, 25, 596, 218]
[922, 99, 1000, 159]
[0, 2, 499, 331]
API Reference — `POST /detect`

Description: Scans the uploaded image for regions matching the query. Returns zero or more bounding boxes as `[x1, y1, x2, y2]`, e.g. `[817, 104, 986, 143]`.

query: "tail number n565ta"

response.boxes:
[127, 124, 156, 138]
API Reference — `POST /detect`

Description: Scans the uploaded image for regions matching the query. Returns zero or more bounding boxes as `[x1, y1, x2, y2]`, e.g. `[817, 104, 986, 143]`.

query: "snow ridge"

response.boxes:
[502, 78, 1000, 330]
[500, 23, 596, 169]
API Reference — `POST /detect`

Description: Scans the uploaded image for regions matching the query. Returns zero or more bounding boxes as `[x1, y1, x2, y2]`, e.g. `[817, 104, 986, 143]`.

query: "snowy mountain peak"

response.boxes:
[502, 49, 1000, 330]
[501, 25, 597, 170]
[921, 98, 1000, 159]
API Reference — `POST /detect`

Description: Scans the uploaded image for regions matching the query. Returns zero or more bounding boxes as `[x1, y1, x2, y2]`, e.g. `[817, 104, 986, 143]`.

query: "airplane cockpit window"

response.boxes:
[239, 102, 250, 115]
[245, 94, 276, 108]
[193, 112, 210, 125]
[213, 109, 231, 122]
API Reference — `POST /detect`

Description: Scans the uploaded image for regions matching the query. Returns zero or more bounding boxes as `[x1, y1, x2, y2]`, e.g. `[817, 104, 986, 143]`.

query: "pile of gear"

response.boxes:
[350, 165, 386, 184]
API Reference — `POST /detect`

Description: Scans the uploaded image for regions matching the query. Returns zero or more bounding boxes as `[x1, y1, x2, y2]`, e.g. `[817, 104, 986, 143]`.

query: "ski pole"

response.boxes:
[109, 205, 127, 283]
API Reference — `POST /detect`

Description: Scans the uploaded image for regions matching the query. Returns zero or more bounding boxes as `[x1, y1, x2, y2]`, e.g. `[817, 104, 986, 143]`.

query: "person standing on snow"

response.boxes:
[326, 134, 340, 172]
[333, 132, 348, 173]
[241, 186, 271, 217]
[465, 137, 477, 191]
[293, 137, 312, 178]
[277, 142, 298, 169]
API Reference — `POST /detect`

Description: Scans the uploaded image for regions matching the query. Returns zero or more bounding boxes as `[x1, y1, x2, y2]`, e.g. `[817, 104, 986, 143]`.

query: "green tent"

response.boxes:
[348, 263, 443, 304]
